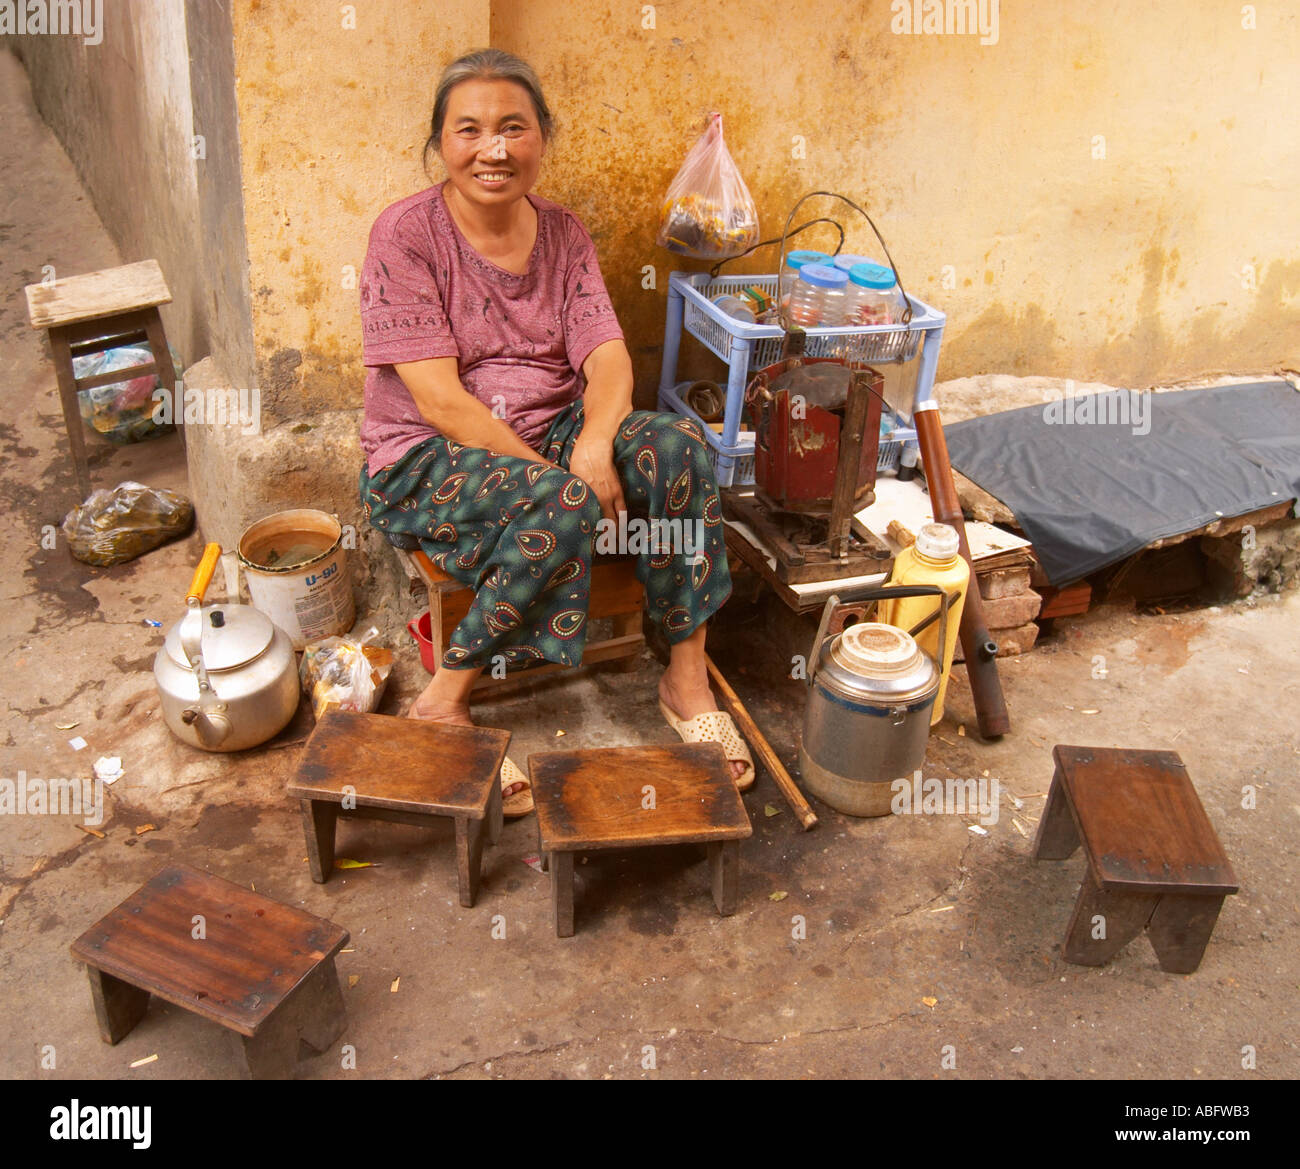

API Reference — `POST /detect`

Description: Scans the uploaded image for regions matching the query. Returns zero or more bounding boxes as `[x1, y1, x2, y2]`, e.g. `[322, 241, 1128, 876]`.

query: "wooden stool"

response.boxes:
[24, 259, 178, 502]
[288, 710, 510, 908]
[530, 743, 753, 937]
[394, 545, 645, 698]
[1034, 745, 1238, 973]
[69, 864, 348, 1079]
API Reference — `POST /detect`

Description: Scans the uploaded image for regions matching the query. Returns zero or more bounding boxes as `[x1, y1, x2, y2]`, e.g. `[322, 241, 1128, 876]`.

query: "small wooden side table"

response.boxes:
[288, 710, 510, 908]
[25, 259, 177, 502]
[69, 864, 349, 1079]
[1034, 744, 1239, 973]
[530, 742, 753, 937]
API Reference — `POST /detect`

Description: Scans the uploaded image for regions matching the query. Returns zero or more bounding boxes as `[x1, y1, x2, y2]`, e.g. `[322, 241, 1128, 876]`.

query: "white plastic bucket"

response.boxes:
[237, 509, 354, 650]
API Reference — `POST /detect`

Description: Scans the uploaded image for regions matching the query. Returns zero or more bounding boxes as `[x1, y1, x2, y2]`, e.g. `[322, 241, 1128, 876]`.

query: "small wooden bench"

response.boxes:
[1034, 745, 1238, 973]
[288, 710, 510, 907]
[393, 544, 646, 698]
[69, 864, 349, 1079]
[530, 743, 753, 937]
[25, 259, 178, 502]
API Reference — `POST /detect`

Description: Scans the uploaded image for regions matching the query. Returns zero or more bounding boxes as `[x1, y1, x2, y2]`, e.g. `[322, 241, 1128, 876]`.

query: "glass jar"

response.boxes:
[831, 253, 877, 274]
[799, 263, 852, 327]
[779, 249, 834, 307]
[847, 262, 902, 326]
[787, 263, 851, 328]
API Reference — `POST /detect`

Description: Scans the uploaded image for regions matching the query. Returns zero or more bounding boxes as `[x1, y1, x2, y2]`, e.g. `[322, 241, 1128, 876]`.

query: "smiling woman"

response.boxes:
[357, 49, 753, 812]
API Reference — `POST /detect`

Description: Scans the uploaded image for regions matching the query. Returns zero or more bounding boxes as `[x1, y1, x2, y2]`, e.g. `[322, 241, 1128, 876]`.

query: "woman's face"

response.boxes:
[439, 78, 547, 211]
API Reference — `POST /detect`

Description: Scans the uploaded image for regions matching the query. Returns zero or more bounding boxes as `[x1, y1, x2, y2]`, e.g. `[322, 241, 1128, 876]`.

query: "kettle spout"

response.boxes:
[180, 706, 232, 748]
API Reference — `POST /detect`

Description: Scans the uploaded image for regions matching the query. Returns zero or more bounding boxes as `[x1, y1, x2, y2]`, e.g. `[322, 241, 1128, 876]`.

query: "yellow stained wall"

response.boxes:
[231, 0, 490, 422]
[233, 0, 1300, 416]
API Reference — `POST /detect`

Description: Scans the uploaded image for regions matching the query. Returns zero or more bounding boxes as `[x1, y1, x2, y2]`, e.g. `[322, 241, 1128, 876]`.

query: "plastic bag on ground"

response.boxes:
[657, 112, 759, 260]
[62, 481, 194, 567]
[300, 627, 394, 719]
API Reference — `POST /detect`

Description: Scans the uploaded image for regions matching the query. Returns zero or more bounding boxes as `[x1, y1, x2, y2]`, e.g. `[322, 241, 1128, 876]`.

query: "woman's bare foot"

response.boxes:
[407, 667, 528, 804]
[658, 666, 748, 784]
[406, 689, 474, 726]
[407, 663, 482, 725]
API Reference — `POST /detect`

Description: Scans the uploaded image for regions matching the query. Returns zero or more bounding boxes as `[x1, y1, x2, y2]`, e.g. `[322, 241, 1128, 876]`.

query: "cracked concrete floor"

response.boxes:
[2, 50, 1298, 1082]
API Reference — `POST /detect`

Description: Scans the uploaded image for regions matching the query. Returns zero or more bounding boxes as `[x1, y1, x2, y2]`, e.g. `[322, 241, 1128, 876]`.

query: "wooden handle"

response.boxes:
[186, 542, 222, 605]
[705, 653, 819, 831]
[913, 404, 1011, 738]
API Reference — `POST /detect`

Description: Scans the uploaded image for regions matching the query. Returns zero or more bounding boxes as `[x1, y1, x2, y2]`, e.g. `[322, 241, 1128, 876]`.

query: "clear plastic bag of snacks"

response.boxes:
[300, 627, 394, 719]
[657, 112, 759, 260]
[73, 344, 179, 445]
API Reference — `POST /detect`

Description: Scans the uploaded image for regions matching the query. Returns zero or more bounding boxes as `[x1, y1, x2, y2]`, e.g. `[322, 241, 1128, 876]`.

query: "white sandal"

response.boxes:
[500, 756, 534, 818]
[658, 700, 756, 792]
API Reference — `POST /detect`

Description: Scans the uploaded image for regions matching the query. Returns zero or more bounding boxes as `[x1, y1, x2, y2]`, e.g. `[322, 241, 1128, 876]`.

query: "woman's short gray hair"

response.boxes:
[424, 48, 555, 166]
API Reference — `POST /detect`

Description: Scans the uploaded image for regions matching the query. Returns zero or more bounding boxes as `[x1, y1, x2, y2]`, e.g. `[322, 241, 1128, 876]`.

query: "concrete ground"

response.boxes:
[2, 51, 1297, 1082]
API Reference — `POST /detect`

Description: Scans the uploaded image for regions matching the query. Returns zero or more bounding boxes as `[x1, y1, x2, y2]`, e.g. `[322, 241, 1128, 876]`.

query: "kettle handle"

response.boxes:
[806, 584, 949, 689]
[186, 542, 223, 605]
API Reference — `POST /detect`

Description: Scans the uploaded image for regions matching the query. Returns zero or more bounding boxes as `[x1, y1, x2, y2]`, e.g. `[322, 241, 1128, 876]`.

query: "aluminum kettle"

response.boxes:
[154, 543, 300, 751]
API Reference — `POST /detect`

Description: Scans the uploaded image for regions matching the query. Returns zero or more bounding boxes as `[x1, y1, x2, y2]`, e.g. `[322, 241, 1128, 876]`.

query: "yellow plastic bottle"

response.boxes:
[879, 523, 970, 725]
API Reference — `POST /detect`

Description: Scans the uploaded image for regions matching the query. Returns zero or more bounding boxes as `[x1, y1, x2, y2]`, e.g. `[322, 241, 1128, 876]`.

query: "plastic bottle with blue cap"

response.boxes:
[788, 263, 851, 327]
[779, 249, 834, 308]
[848, 262, 905, 325]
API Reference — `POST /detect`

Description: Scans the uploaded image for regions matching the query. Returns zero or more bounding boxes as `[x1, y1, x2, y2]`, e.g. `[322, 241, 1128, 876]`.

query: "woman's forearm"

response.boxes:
[579, 341, 634, 443]
[394, 357, 551, 464]
[427, 392, 550, 462]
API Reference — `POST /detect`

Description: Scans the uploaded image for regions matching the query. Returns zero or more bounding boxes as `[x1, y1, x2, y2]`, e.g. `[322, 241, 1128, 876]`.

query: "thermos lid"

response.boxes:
[819, 621, 939, 703]
[833, 623, 920, 675]
[165, 604, 275, 671]
[915, 522, 960, 561]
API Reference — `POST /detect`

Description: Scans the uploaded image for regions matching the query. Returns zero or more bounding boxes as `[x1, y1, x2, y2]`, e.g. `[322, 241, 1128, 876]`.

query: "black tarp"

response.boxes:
[943, 381, 1300, 586]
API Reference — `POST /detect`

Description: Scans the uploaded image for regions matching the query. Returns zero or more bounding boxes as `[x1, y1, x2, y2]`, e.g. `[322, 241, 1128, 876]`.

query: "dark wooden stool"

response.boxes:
[1034, 745, 1238, 973]
[288, 710, 510, 908]
[394, 545, 645, 697]
[530, 743, 753, 937]
[69, 864, 348, 1079]
[24, 259, 178, 502]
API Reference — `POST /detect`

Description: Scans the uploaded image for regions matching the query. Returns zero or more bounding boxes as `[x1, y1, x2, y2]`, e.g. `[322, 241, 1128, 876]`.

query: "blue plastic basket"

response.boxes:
[679, 273, 936, 371]
[658, 271, 946, 489]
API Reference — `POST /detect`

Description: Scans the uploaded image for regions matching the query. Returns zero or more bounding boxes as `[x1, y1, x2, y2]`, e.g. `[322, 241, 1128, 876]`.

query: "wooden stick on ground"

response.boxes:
[705, 653, 818, 831]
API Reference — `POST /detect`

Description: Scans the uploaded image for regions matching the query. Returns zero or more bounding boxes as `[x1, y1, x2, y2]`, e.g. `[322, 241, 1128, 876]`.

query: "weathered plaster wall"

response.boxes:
[184, 0, 257, 389]
[229, 0, 490, 426]
[488, 0, 1298, 390]
[5, 0, 254, 386]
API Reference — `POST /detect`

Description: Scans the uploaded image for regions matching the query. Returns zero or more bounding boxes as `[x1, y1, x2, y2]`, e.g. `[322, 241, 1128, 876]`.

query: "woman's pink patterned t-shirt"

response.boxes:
[359, 182, 625, 475]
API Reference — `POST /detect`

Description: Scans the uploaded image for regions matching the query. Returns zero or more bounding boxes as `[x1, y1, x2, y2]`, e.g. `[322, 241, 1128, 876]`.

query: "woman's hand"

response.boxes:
[569, 432, 626, 524]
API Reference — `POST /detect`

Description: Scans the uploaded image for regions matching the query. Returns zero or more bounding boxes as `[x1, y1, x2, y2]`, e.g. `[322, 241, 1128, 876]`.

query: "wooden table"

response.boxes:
[288, 710, 510, 907]
[1034, 745, 1239, 973]
[530, 743, 753, 937]
[69, 864, 349, 1079]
